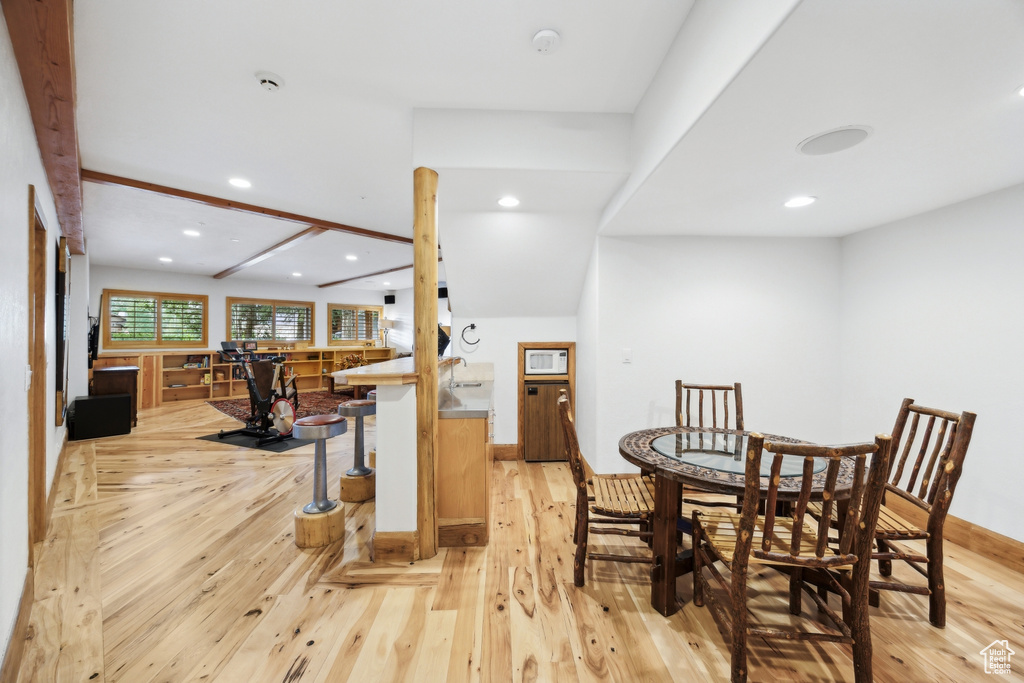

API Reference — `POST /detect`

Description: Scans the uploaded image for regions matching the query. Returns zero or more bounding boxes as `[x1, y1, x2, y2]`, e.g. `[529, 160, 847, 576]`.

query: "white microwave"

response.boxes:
[524, 348, 568, 375]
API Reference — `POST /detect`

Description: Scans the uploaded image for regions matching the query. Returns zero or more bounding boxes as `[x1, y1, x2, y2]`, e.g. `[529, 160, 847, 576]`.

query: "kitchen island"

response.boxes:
[333, 358, 493, 555]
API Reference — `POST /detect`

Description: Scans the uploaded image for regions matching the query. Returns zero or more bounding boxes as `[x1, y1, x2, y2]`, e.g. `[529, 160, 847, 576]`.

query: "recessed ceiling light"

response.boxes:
[498, 196, 520, 208]
[1018, 84, 1024, 97]
[292, 272, 302, 277]
[346, 254, 358, 261]
[784, 196, 816, 208]
[797, 126, 872, 156]
[159, 257, 173, 262]
[230, 238, 240, 243]
[382, 281, 390, 286]
[183, 229, 201, 237]
[229, 178, 251, 188]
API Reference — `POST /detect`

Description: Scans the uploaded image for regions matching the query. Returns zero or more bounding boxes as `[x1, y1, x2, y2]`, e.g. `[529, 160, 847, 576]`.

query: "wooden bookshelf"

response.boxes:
[132, 346, 398, 406]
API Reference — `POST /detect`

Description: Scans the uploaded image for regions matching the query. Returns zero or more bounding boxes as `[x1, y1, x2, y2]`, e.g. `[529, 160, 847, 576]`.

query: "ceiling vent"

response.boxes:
[797, 125, 872, 155]
[255, 71, 284, 92]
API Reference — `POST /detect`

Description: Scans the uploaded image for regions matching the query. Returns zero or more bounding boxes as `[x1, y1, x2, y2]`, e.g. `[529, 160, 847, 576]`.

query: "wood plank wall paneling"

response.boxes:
[2, 0, 84, 252]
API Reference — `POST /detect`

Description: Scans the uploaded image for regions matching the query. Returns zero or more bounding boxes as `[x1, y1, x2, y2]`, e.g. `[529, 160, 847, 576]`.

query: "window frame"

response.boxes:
[226, 297, 316, 345]
[327, 303, 383, 346]
[102, 289, 209, 349]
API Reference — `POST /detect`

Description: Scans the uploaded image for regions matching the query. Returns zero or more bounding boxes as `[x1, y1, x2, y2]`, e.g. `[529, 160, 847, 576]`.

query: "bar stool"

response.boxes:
[292, 414, 347, 548]
[337, 399, 376, 502]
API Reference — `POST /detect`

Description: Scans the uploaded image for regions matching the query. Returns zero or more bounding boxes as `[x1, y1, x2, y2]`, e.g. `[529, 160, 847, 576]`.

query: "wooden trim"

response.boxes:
[319, 262, 415, 288]
[0, 569, 34, 683]
[81, 169, 413, 245]
[492, 444, 519, 461]
[3, 0, 83, 253]
[225, 296, 315, 346]
[371, 531, 420, 561]
[326, 303, 384, 346]
[439, 521, 488, 547]
[27, 186, 48, 564]
[885, 495, 1024, 574]
[102, 289, 210, 349]
[517, 342, 576, 460]
[43, 433, 70, 535]
[413, 167, 440, 560]
[213, 226, 326, 279]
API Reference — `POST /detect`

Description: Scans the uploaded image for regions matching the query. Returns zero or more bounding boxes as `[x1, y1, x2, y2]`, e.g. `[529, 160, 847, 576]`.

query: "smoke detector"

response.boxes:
[254, 71, 284, 92]
[532, 29, 561, 54]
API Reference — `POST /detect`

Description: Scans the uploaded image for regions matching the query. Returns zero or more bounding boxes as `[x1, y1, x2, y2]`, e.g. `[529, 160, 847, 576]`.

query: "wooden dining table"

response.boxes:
[618, 426, 857, 616]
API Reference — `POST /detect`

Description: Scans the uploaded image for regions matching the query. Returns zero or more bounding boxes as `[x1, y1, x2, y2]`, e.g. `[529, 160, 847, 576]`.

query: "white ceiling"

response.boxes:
[73, 0, 1024, 313]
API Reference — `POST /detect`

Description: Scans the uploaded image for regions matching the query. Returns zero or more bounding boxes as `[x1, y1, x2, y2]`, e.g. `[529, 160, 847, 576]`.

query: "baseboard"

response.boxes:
[44, 432, 70, 533]
[372, 530, 420, 562]
[439, 519, 487, 547]
[0, 569, 34, 682]
[885, 495, 1024, 574]
[492, 444, 518, 461]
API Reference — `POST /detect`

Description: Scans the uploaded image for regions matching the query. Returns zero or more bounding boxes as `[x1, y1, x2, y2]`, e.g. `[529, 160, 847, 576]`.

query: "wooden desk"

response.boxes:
[92, 365, 140, 427]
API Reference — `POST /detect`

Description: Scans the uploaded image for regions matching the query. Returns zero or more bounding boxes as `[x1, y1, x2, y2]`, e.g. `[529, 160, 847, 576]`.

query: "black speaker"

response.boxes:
[438, 287, 448, 299]
[384, 294, 396, 305]
[69, 394, 131, 440]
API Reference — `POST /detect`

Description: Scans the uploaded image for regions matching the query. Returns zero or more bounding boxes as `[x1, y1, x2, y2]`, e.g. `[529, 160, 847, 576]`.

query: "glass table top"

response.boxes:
[650, 431, 827, 478]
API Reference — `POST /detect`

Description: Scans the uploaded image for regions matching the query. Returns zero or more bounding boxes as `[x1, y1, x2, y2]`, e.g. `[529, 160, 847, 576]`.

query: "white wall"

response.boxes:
[840, 183, 1024, 542]
[0, 13, 63, 663]
[575, 239, 602, 464]
[448, 315, 576, 444]
[585, 235, 843, 474]
[90, 266, 386, 352]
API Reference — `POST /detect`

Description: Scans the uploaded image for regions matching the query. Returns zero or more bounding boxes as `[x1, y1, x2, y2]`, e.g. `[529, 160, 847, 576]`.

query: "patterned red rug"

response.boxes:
[207, 391, 354, 422]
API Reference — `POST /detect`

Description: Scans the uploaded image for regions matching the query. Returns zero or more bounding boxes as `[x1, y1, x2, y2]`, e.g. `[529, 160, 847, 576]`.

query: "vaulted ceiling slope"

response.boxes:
[73, 1, 1024, 314]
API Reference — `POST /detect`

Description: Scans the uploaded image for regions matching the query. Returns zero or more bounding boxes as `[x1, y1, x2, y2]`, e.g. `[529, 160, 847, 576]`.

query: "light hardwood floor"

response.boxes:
[9, 400, 1024, 682]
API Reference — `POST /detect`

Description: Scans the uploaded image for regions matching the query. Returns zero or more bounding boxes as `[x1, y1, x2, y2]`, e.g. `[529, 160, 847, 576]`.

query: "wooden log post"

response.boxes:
[414, 167, 440, 560]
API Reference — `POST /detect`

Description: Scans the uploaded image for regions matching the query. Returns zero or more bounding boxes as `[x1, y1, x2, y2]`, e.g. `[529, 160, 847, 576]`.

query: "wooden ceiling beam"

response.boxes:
[81, 169, 414, 245]
[213, 227, 326, 279]
[3, 0, 85, 253]
[318, 257, 442, 288]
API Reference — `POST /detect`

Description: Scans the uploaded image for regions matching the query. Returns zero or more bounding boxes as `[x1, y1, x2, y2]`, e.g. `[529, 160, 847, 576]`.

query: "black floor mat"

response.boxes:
[197, 431, 312, 452]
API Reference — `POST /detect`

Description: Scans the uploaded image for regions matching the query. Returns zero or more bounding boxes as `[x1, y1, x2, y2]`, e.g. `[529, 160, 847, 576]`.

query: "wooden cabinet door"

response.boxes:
[524, 382, 568, 462]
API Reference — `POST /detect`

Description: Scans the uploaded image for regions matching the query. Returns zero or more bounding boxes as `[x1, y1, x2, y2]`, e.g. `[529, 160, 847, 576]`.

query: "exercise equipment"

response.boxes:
[217, 342, 299, 446]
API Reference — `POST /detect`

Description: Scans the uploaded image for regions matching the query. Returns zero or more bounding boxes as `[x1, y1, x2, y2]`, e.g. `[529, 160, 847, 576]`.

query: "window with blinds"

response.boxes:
[227, 298, 314, 344]
[103, 290, 208, 348]
[328, 304, 382, 345]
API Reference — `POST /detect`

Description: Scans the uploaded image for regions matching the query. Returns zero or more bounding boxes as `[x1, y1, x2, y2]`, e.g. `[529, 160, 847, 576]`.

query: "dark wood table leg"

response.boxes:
[651, 474, 682, 616]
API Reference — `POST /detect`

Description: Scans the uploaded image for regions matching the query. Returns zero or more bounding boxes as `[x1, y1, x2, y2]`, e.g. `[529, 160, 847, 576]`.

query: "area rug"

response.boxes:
[206, 391, 352, 423]
[196, 431, 312, 453]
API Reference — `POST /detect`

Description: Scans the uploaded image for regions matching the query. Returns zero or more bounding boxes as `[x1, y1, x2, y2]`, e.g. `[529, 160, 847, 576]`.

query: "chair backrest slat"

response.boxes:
[789, 456, 816, 557]
[887, 398, 976, 522]
[743, 435, 891, 571]
[761, 454, 784, 553]
[906, 415, 936, 492]
[676, 381, 744, 431]
[815, 457, 842, 558]
[557, 391, 588, 494]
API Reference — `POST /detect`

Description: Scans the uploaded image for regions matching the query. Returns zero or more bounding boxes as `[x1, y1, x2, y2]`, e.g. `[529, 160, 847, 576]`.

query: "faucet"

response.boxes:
[448, 355, 465, 392]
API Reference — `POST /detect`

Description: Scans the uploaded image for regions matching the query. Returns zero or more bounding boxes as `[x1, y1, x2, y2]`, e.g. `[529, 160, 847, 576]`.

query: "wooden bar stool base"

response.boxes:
[293, 503, 345, 548]
[339, 469, 376, 502]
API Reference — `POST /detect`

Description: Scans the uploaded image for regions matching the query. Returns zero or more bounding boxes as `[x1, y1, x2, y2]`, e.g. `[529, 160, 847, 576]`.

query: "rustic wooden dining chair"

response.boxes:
[692, 433, 892, 683]
[557, 390, 654, 587]
[676, 381, 744, 431]
[871, 398, 976, 628]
